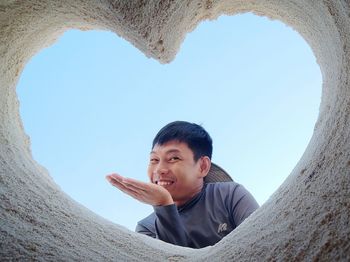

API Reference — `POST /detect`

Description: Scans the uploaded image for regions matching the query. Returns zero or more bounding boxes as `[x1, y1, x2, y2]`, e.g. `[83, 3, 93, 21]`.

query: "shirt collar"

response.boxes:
[177, 183, 207, 212]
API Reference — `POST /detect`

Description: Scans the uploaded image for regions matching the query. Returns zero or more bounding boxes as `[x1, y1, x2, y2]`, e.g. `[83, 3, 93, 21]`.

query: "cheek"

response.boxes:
[174, 168, 193, 183]
[147, 165, 153, 181]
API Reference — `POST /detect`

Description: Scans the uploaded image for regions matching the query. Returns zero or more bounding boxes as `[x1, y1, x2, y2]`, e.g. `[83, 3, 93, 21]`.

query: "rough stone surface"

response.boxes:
[1, 0, 349, 261]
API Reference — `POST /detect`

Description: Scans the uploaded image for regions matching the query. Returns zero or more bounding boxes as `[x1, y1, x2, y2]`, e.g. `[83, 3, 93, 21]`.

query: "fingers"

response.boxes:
[105, 173, 172, 205]
[122, 177, 150, 191]
[106, 174, 140, 196]
[107, 174, 148, 192]
[106, 174, 154, 204]
[106, 173, 123, 183]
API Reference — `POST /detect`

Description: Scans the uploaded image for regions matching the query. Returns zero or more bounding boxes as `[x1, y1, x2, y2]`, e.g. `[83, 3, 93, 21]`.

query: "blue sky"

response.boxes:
[17, 13, 322, 230]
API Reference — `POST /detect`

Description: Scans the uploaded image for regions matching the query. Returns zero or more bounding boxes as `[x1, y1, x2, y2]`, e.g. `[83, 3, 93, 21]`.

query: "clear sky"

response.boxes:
[17, 13, 322, 231]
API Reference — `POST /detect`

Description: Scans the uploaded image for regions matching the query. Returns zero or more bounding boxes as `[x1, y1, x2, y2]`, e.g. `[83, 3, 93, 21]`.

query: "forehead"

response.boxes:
[151, 141, 193, 155]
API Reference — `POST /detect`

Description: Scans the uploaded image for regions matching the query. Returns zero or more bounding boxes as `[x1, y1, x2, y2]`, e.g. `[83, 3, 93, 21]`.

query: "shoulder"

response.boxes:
[137, 212, 156, 228]
[203, 182, 239, 204]
[204, 182, 252, 204]
[205, 181, 240, 194]
[136, 212, 157, 237]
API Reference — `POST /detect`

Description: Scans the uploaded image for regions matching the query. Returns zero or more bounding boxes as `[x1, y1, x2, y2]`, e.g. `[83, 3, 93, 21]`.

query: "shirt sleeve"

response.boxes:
[230, 184, 259, 227]
[153, 204, 191, 247]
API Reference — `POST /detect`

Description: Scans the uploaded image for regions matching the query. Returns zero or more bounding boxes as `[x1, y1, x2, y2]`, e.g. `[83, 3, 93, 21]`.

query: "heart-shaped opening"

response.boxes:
[17, 13, 321, 234]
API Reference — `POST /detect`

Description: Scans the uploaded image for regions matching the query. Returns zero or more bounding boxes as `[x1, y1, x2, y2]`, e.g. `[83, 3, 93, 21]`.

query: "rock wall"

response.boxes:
[0, 0, 349, 260]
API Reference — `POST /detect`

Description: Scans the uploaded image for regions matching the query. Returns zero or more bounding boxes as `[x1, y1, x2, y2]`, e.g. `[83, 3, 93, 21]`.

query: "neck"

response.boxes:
[174, 181, 204, 207]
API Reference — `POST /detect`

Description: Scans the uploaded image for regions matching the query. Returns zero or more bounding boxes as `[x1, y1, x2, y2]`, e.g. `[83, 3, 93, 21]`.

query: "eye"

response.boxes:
[169, 156, 180, 162]
[149, 158, 159, 164]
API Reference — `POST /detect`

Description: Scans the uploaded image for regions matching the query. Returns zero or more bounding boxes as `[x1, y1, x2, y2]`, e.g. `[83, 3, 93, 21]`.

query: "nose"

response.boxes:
[148, 160, 169, 183]
[154, 161, 169, 175]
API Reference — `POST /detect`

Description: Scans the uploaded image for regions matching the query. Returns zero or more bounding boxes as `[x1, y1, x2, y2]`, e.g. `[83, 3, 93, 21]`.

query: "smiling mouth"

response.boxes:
[155, 180, 175, 187]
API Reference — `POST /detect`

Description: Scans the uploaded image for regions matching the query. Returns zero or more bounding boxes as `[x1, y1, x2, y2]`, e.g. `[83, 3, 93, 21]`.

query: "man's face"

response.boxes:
[148, 140, 209, 206]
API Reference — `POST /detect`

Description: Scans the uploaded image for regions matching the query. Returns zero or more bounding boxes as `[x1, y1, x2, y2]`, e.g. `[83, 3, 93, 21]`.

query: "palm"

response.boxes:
[106, 173, 174, 206]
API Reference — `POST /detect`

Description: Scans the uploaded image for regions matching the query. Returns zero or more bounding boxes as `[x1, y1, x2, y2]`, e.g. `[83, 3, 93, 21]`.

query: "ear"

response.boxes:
[198, 156, 211, 178]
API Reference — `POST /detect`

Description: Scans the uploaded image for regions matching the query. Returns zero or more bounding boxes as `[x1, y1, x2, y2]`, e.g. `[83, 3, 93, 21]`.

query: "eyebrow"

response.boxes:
[150, 149, 181, 155]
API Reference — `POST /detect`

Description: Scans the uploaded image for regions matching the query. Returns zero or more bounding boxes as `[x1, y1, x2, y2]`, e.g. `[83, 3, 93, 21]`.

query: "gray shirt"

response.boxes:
[136, 182, 259, 248]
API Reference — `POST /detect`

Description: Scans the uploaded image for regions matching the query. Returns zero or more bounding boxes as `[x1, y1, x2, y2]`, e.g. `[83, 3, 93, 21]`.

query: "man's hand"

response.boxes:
[106, 173, 174, 206]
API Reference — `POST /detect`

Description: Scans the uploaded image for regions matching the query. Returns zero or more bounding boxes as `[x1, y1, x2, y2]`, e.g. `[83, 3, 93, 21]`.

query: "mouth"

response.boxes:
[155, 180, 175, 187]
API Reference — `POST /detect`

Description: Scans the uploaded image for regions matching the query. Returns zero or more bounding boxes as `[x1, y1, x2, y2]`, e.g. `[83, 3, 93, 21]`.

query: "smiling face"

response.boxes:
[148, 140, 211, 206]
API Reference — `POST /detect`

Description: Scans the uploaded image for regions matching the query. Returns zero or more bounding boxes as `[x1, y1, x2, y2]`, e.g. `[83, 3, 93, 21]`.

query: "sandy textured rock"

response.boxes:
[0, 0, 349, 261]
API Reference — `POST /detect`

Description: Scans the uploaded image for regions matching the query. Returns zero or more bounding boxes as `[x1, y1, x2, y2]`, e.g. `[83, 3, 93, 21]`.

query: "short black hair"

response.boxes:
[152, 121, 212, 161]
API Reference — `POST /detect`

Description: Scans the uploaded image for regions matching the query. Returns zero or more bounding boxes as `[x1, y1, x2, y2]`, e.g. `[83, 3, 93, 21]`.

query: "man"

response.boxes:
[106, 121, 259, 248]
